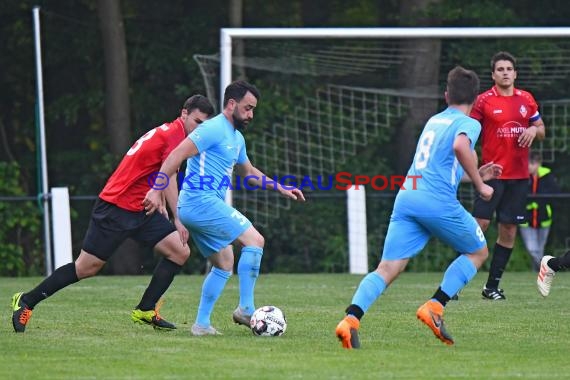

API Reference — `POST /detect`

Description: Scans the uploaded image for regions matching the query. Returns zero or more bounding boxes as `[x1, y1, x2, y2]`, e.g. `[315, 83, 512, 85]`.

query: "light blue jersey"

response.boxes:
[177, 113, 252, 257]
[179, 113, 248, 206]
[397, 107, 481, 214]
[383, 107, 485, 260]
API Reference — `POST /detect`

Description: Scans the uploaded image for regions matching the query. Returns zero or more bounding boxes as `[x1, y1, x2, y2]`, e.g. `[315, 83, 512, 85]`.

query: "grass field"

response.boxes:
[2, 272, 570, 379]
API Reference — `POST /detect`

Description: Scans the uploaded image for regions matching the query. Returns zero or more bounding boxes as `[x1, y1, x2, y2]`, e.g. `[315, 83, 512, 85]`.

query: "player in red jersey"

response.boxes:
[11, 95, 214, 332]
[470, 51, 546, 300]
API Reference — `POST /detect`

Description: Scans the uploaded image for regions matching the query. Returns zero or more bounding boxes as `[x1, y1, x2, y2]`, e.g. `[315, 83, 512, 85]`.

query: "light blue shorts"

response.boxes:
[178, 197, 252, 257]
[381, 205, 486, 261]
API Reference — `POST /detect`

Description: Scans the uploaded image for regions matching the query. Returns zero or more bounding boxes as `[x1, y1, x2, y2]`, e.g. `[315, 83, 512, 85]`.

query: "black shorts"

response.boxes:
[472, 179, 528, 224]
[82, 198, 176, 261]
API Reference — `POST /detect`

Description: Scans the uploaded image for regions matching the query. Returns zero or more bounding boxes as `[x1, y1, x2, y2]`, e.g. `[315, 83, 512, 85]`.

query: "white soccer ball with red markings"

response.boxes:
[250, 306, 287, 336]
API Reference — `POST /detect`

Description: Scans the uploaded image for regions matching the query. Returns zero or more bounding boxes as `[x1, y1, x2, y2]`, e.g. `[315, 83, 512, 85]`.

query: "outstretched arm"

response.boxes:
[453, 134, 494, 201]
[236, 160, 305, 202]
[163, 172, 189, 245]
[461, 150, 503, 183]
[143, 138, 199, 214]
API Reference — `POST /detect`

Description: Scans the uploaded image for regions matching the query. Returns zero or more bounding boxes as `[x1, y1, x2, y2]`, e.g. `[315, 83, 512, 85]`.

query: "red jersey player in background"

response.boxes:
[11, 95, 214, 332]
[470, 51, 546, 300]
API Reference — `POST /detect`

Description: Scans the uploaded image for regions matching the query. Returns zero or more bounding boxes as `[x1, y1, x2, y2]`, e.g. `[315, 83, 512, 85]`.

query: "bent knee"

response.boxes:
[249, 228, 265, 247]
[500, 225, 518, 240]
[468, 248, 489, 268]
[477, 219, 491, 231]
[252, 233, 265, 248]
[376, 260, 406, 285]
[179, 245, 191, 259]
[478, 248, 489, 261]
[217, 259, 234, 272]
[76, 262, 103, 279]
[168, 245, 191, 265]
[210, 249, 234, 271]
[239, 227, 265, 247]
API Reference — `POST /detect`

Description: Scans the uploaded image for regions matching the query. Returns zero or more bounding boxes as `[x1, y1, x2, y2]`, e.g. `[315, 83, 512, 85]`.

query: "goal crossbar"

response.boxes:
[220, 27, 570, 104]
[219, 27, 570, 274]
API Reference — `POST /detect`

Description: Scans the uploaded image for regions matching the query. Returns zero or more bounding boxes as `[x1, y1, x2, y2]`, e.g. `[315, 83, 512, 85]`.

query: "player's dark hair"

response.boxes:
[446, 66, 480, 105]
[223, 80, 260, 107]
[183, 95, 215, 116]
[491, 51, 517, 71]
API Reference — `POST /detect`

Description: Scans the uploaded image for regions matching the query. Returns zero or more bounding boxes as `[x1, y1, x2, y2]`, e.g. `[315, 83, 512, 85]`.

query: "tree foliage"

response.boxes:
[0, 162, 42, 275]
[2, 1, 570, 275]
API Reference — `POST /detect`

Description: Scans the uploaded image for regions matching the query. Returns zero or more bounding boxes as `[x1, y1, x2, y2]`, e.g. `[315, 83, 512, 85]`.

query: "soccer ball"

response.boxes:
[250, 306, 287, 336]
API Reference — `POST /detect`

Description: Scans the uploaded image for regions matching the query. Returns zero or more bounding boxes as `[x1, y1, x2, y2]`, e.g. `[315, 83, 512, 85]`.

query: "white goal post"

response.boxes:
[220, 27, 570, 99]
[219, 27, 570, 274]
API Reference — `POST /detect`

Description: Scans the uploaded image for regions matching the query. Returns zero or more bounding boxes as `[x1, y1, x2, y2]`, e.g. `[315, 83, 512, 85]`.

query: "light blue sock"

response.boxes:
[195, 267, 232, 327]
[351, 272, 387, 313]
[439, 254, 477, 299]
[237, 246, 263, 315]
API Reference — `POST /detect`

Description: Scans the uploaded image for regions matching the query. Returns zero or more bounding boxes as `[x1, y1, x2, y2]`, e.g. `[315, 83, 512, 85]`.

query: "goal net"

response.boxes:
[194, 28, 570, 273]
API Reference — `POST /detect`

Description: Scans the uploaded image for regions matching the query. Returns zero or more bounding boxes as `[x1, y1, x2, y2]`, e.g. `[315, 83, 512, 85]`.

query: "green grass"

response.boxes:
[2, 272, 570, 379]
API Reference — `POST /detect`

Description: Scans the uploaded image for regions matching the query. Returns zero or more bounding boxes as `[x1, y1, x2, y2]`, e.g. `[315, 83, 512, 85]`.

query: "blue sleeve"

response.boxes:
[188, 122, 224, 153]
[456, 118, 481, 150]
[236, 132, 249, 164]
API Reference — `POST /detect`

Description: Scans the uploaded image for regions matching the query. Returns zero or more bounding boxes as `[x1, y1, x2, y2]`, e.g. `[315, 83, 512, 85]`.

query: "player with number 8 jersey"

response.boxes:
[386, 72, 488, 267]
[336, 66, 503, 349]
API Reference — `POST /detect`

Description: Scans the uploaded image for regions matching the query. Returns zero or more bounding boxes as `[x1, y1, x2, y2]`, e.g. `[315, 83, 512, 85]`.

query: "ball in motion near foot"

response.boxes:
[250, 306, 287, 336]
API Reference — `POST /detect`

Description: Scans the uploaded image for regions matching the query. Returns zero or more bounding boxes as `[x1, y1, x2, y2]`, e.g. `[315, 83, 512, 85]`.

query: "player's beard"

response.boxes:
[233, 109, 251, 131]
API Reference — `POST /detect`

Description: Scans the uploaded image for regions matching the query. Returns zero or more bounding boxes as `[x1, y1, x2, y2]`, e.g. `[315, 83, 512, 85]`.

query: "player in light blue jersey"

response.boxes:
[336, 66, 503, 348]
[144, 80, 305, 335]
[179, 112, 249, 203]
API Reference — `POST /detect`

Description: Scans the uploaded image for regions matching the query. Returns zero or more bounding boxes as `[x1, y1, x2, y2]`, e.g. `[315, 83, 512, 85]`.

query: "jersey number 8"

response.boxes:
[414, 130, 435, 170]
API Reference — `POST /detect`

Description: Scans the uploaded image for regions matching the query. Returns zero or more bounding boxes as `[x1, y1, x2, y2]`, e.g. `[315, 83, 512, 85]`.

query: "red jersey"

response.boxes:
[470, 86, 541, 179]
[99, 118, 186, 211]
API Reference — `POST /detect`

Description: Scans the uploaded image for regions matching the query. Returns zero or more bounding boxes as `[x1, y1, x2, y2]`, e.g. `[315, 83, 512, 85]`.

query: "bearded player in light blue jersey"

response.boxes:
[144, 80, 305, 335]
[336, 66, 503, 348]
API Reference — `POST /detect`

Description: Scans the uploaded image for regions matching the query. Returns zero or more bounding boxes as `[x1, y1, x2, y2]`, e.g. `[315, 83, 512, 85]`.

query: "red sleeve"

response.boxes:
[160, 126, 185, 162]
[469, 95, 484, 122]
[527, 92, 539, 116]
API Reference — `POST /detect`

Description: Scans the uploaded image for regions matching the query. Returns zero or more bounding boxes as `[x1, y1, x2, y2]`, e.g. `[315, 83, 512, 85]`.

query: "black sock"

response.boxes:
[548, 251, 570, 272]
[485, 243, 513, 289]
[432, 287, 451, 307]
[136, 258, 182, 311]
[345, 304, 364, 320]
[22, 262, 79, 309]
